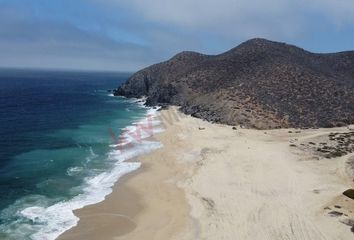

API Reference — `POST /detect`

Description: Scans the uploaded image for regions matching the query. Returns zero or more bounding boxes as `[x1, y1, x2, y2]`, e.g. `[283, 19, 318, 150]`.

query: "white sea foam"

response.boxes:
[21, 161, 141, 240]
[84, 147, 98, 164]
[18, 101, 164, 240]
[66, 166, 84, 176]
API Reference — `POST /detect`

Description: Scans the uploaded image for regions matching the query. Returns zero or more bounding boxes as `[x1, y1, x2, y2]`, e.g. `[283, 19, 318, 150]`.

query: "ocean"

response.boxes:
[0, 69, 162, 239]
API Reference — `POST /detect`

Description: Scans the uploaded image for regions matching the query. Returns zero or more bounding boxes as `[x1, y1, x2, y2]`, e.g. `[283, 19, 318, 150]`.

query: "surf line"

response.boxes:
[108, 114, 154, 152]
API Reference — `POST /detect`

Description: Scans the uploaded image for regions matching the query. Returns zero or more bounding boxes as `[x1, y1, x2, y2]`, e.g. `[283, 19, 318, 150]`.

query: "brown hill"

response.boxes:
[114, 38, 354, 129]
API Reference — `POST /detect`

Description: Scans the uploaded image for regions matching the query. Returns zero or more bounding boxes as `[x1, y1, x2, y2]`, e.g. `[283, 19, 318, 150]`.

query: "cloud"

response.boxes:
[102, 0, 354, 39]
[1, 0, 354, 71]
[309, 0, 354, 25]
[0, 4, 161, 71]
[0, 1, 208, 71]
[99, 0, 298, 39]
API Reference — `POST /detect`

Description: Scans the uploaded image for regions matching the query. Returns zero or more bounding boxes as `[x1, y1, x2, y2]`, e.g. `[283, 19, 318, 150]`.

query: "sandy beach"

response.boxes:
[59, 107, 354, 240]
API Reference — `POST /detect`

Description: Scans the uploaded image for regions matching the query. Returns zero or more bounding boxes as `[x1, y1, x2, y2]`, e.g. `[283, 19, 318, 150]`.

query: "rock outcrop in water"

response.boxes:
[114, 38, 354, 129]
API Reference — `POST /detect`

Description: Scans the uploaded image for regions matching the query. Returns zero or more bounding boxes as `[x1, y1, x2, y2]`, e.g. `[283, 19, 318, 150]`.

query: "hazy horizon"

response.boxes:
[0, 66, 134, 73]
[1, 0, 354, 72]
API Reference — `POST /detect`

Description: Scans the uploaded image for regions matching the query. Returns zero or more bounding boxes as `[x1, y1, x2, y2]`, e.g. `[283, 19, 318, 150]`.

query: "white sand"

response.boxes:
[59, 107, 354, 240]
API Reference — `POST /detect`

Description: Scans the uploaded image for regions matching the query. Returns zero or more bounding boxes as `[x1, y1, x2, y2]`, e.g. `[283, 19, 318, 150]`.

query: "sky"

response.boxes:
[0, 0, 354, 71]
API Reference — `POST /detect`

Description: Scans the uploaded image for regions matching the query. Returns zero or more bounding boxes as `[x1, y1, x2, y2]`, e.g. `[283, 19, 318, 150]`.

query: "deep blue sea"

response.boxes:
[0, 69, 161, 239]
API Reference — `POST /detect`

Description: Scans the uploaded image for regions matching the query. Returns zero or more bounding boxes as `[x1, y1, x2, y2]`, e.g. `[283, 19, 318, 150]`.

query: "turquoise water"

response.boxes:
[0, 69, 158, 239]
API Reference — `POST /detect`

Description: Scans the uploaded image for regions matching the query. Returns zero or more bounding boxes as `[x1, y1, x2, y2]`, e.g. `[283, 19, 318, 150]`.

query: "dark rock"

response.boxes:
[343, 189, 354, 200]
[315, 132, 354, 158]
[328, 211, 344, 217]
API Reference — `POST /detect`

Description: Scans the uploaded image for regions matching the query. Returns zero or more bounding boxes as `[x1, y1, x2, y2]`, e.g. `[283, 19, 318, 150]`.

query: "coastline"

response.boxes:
[29, 99, 162, 240]
[59, 107, 354, 239]
[59, 106, 192, 240]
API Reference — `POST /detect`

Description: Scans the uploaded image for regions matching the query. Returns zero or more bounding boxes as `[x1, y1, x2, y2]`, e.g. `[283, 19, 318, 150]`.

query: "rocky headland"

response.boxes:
[114, 38, 354, 129]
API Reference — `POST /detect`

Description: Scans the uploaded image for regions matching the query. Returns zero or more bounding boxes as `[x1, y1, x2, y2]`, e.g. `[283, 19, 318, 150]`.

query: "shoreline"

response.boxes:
[59, 106, 193, 240]
[58, 167, 144, 239]
[59, 107, 354, 240]
[40, 100, 162, 240]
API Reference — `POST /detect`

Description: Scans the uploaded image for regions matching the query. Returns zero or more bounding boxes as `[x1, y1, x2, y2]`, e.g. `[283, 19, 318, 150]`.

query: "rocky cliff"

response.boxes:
[114, 38, 354, 129]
